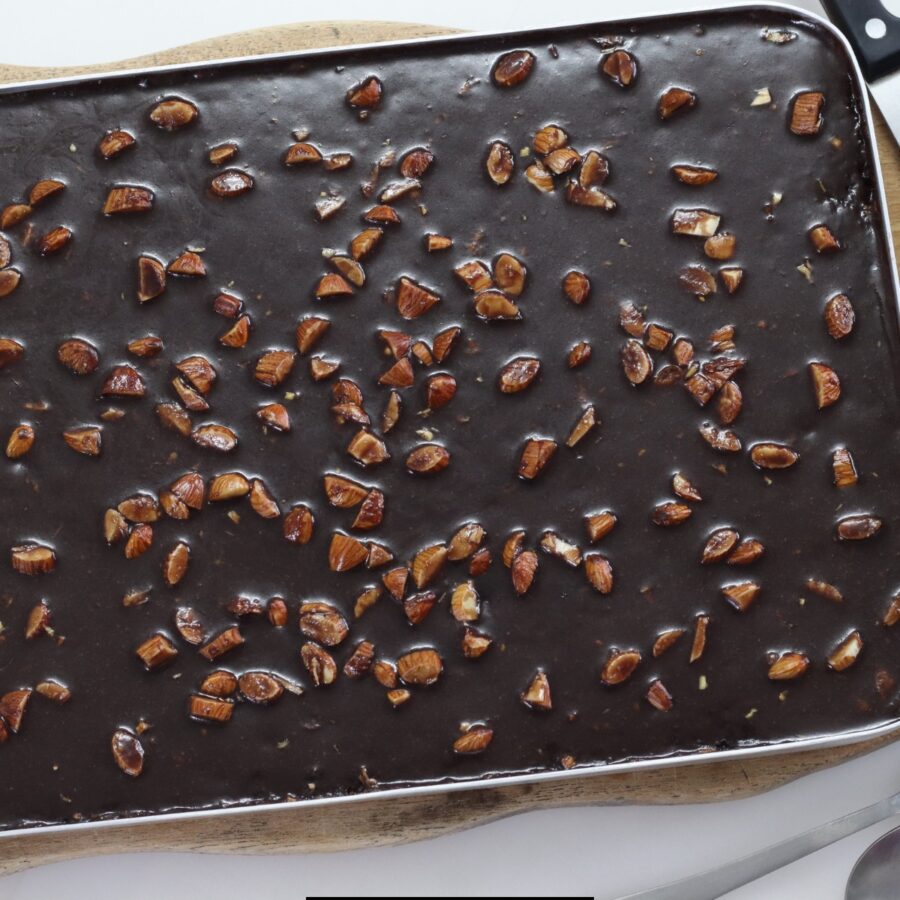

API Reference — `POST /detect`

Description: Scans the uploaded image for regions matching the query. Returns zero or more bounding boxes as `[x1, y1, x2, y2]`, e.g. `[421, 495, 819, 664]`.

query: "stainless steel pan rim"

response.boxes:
[0, 1, 897, 840]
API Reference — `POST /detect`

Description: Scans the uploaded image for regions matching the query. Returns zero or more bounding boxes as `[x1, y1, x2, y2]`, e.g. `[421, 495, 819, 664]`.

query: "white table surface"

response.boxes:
[5, 1, 900, 898]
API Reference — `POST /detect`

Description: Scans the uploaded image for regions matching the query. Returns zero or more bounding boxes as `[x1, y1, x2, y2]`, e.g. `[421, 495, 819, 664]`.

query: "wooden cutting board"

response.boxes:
[0, 21, 898, 876]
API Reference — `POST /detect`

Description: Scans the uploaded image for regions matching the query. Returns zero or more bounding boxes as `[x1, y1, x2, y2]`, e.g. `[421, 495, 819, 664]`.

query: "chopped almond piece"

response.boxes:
[721, 581, 760, 612]
[646, 680, 673, 711]
[601, 49, 637, 86]
[809, 362, 841, 409]
[283, 505, 314, 543]
[412, 544, 448, 589]
[824, 293, 855, 339]
[658, 87, 695, 119]
[525, 161, 554, 192]
[584, 553, 613, 594]
[425, 234, 452, 252]
[136, 633, 178, 670]
[672, 209, 721, 237]
[672, 164, 718, 185]
[406, 443, 449, 474]
[518, 438, 557, 480]
[585, 511, 617, 543]
[727, 539, 765, 566]
[689, 615, 709, 663]
[453, 725, 493, 755]
[208, 472, 249, 501]
[396, 277, 440, 319]
[167, 251, 206, 277]
[652, 629, 685, 658]
[11, 543, 56, 575]
[347, 430, 390, 466]
[486, 141, 515, 185]
[827, 631, 863, 672]
[189, 694, 234, 722]
[809, 224, 840, 253]
[621, 339, 653, 385]
[103, 186, 154, 215]
[450, 582, 480, 622]
[315, 273, 353, 299]
[397, 648, 443, 685]
[652, 501, 692, 527]
[832, 447, 857, 488]
[533, 124, 568, 155]
[329, 532, 368, 572]
[768, 652, 809, 680]
[566, 406, 597, 447]
[563, 270, 590, 304]
[836, 514, 882, 541]
[720, 267, 744, 293]
[521, 671, 552, 711]
[199, 627, 244, 662]
[600, 649, 640, 685]
[492, 49, 535, 87]
[511, 549, 538, 595]
[111, 728, 145, 777]
[347, 75, 382, 109]
[284, 142, 322, 165]
[257, 403, 290, 432]
[296, 316, 330, 353]
[6, 424, 34, 460]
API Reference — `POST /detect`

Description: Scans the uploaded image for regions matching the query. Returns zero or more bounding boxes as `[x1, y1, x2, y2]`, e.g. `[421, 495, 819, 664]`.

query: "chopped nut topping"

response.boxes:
[518, 438, 557, 480]
[750, 442, 798, 469]
[406, 443, 449, 474]
[209, 471, 250, 502]
[63, 426, 102, 457]
[790, 91, 824, 136]
[673, 208, 722, 238]
[672, 164, 718, 186]
[646, 680, 673, 711]
[651, 501, 692, 527]
[168, 251, 206, 277]
[690, 615, 709, 663]
[601, 49, 637, 87]
[412, 543, 448, 589]
[175, 607, 205, 645]
[201, 670, 237, 697]
[533, 124, 568, 156]
[827, 631, 863, 672]
[621, 339, 653, 385]
[566, 405, 597, 447]
[299, 602, 349, 647]
[492, 50, 535, 88]
[397, 648, 443, 685]
[103, 186, 154, 215]
[836, 514, 882, 541]
[832, 448, 858, 488]
[453, 724, 494, 755]
[283, 505, 315, 544]
[768, 652, 809, 680]
[111, 729, 144, 777]
[189, 694, 234, 722]
[809, 362, 841, 409]
[450, 582, 480, 622]
[138, 256, 166, 302]
[672, 473, 702, 502]
[192, 424, 238, 453]
[99, 130, 136, 158]
[721, 581, 760, 612]
[585, 511, 617, 543]
[824, 293, 855, 339]
[511, 549, 538, 595]
[658, 87, 696, 119]
[150, 97, 198, 129]
[347, 76, 383, 109]
[498, 357, 541, 393]
[348, 430, 390, 466]
[448, 523, 486, 560]
[525, 161, 554, 192]
[6, 424, 34, 460]
[584, 553, 613, 594]
[37, 226, 72, 255]
[600, 648, 641, 685]
[344, 641, 376, 678]
[199, 626, 244, 662]
[486, 141, 515, 185]
[563, 271, 590, 305]
[652, 629, 685, 658]
[521, 671, 552, 711]
[136, 633, 178, 670]
[329, 532, 368, 571]
[11, 543, 56, 575]
[700, 423, 741, 452]
[727, 539, 765, 566]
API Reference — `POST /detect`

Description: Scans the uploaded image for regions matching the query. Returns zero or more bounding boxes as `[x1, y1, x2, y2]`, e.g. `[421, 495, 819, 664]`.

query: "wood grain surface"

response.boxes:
[0, 19, 898, 875]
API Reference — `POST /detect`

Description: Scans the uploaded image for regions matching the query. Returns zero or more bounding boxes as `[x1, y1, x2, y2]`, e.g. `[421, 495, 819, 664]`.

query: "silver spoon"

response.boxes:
[845, 823, 900, 899]
[622, 790, 900, 899]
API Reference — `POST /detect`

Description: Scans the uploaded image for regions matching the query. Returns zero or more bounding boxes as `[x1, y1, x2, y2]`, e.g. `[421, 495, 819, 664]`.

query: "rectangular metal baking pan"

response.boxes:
[1, 0, 898, 840]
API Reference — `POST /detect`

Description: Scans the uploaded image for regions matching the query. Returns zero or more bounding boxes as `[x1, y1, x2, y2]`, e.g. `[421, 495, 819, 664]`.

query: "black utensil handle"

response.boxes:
[822, 0, 900, 80]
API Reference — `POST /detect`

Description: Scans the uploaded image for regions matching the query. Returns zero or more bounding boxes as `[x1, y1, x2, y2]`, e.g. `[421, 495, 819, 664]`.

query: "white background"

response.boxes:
[5, 2, 900, 898]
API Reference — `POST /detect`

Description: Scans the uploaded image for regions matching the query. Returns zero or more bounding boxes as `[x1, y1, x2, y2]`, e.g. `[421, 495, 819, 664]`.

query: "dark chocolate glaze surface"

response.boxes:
[1, 7, 899, 830]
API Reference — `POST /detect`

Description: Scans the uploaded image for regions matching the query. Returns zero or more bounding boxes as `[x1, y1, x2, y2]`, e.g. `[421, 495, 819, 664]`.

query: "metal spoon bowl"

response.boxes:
[845, 823, 900, 899]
